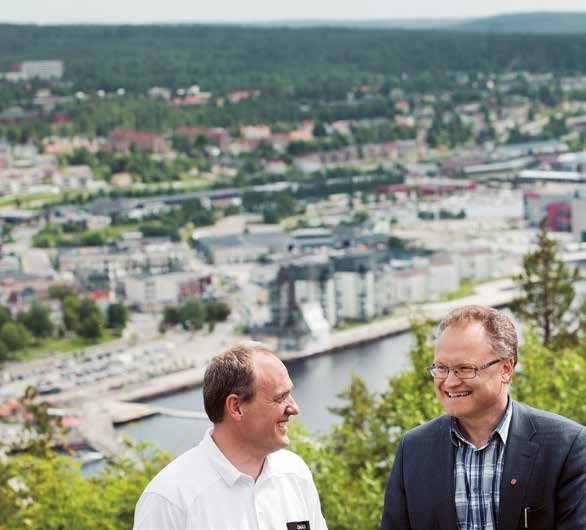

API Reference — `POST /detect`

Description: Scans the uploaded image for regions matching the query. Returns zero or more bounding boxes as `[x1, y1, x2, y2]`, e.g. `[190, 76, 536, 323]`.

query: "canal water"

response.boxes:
[117, 332, 415, 456]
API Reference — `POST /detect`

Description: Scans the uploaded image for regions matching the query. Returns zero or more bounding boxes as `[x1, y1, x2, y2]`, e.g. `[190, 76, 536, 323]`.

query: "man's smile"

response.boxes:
[446, 391, 472, 398]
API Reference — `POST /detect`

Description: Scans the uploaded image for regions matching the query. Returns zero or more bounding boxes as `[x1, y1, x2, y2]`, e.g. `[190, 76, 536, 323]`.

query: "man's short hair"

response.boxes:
[203, 341, 274, 423]
[438, 305, 518, 365]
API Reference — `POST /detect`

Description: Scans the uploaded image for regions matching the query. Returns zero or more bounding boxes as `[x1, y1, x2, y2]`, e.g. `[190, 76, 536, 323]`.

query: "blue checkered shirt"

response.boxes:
[451, 398, 513, 530]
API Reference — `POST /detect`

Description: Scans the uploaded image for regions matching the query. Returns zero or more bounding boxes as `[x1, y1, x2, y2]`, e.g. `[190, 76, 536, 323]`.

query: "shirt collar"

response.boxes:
[201, 427, 273, 486]
[450, 396, 513, 448]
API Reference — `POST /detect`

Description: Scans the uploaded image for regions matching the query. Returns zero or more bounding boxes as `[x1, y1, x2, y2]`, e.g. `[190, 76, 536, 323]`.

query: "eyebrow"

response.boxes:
[434, 361, 475, 368]
[274, 386, 293, 400]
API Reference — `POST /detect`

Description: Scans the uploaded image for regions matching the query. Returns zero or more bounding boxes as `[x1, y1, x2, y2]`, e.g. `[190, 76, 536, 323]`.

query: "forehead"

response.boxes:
[435, 322, 494, 362]
[252, 352, 291, 392]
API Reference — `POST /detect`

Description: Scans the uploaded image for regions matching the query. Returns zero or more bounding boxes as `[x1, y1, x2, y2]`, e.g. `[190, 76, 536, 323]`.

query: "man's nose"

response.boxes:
[286, 397, 300, 416]
[444, 369, 463, 386]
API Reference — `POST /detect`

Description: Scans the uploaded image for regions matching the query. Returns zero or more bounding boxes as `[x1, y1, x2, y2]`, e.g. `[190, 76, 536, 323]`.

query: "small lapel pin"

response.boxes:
[511, 478, 517, 485]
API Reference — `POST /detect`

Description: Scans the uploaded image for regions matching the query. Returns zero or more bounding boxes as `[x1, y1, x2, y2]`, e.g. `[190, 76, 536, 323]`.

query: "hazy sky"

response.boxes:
[1, 0, 586, 24]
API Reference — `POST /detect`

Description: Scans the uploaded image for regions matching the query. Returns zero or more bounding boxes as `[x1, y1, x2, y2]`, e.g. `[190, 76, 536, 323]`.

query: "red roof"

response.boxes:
[109, 129, 164, 143]
[61, 416, 83, 428]
[87, 290, 110, 301]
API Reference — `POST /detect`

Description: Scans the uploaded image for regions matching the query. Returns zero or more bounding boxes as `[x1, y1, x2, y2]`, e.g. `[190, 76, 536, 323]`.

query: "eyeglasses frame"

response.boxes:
[428, 358, 503, 379]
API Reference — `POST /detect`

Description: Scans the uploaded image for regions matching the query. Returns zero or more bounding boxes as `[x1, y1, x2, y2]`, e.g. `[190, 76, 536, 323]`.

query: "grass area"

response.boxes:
[11, 333, 119, 361]
[0, 192, 63, 208]
[439, 283, 476, 302]
[102, 223, 140, 238]
[34, 222, 141, 248]
[336, 311, 401, 331]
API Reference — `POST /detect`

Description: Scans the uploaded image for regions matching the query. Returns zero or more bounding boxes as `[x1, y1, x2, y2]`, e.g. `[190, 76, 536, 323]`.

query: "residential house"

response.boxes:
[17, 60, 64, 80]
[333, 254, 376, 322]
[108, 129, 167, 154]
[124, 271, 212, 310]
[52, 165, 107, 193]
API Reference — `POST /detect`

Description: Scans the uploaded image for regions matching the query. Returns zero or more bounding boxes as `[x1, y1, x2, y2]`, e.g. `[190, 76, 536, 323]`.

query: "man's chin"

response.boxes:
[441, 398, 472, 417]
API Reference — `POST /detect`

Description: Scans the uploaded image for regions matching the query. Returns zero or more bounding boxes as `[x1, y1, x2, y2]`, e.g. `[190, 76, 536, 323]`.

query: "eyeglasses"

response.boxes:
[428, 358, 502, 379]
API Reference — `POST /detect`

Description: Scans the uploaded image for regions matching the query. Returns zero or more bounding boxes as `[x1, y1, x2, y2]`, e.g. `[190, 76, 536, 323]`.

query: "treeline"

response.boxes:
[0, 288, 128, 361]
[58, 148, 198, 183]
[160, 298, 231, 332]
[2, 25, 586, 95]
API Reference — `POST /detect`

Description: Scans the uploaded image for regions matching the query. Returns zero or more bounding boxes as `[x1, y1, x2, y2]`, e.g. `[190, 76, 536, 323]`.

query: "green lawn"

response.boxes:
[0, 192, 63, 208]
[102, 223, 140, 238]
[12, 333, 119, 361]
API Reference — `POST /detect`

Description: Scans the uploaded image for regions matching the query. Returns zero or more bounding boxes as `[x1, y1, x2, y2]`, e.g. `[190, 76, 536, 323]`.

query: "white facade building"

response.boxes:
[52, 165, 107, 192]
[392, 269, 428, 305]
[456, 248, 494, 282]
[20, 61, 64, 80]
[572, 196, 586, 242]
[124, 271, 211, 309]
[427, 254, 460, 298]
[334, 270, 376, 322]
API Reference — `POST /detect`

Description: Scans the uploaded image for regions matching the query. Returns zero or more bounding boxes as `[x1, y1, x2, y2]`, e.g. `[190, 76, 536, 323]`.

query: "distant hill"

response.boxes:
[448, 12, 586, 34]
[1, 23, 586, 94]
[251, 12, 586, 34]
[250, 18, 465, 30]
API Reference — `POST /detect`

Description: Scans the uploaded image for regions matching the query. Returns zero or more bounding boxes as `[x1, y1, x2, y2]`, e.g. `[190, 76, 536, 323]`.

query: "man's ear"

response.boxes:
[225, 394, 243, 421]
[501, 358, 515, 384]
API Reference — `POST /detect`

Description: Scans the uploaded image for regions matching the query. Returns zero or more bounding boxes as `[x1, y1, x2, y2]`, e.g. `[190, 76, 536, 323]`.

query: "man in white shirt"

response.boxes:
[134, 341, 328, 530]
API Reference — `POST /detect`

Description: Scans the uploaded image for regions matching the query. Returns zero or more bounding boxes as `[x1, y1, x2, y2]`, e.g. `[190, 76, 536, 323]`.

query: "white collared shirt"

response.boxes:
[133, 428, 328, 530]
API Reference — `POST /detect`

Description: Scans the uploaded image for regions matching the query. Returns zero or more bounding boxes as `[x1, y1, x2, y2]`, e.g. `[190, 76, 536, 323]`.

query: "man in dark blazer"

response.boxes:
[380, 305, 586, 530]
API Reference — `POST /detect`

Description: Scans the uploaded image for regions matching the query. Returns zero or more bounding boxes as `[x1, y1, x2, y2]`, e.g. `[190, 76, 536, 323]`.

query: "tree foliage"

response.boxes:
[2, 25, 586, 95]
[0, 388, 171, 529]
[290, 311, 586, 529]
[512, 218, 581, 348]
[160, 299, 231, 332]
[106, 302, 129, 330]
[17, 301, 54, 339]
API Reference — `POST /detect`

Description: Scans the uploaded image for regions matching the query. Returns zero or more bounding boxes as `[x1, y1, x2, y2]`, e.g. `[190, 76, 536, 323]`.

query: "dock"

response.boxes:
[78, 400, 208, 459]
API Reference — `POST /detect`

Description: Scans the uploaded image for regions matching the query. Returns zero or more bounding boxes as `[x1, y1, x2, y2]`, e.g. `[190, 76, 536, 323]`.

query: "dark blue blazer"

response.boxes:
[380, 400, 586, 530]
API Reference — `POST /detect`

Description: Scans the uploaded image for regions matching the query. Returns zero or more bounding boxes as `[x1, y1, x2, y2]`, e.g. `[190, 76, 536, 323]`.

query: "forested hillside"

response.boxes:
[2, 25, 586, 94]
[454, 12, 586, 34]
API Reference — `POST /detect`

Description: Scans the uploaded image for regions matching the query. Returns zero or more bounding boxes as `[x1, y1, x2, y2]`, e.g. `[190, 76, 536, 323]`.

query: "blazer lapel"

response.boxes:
[498, 401, 539, 530]
[437, 417, 459, 530]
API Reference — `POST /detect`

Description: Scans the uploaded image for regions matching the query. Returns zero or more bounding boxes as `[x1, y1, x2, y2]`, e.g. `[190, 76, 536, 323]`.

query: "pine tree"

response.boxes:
[512, 218, 580, 348]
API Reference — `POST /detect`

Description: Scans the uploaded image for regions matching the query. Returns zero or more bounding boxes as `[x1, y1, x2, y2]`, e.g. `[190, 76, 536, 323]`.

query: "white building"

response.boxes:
[52, 165, 107, 193]
[124, 271, 211, 309]
[58, 240, 193, 277]
[335, 269, 375, 322]
[427, 254, 460, 298]
[19, 60, 64, 80]
[392, 268, 428, 305]
[572, 196, 586, 242]
[455, 247, 494, 282]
